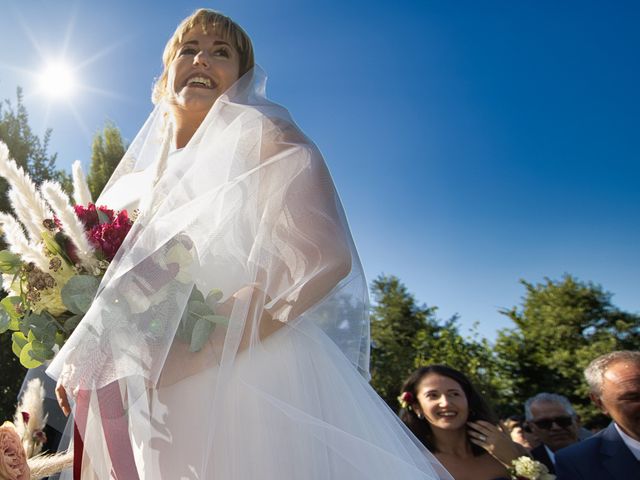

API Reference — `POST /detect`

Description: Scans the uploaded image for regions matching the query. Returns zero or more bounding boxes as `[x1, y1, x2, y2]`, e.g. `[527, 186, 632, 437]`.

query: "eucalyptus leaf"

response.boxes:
[97, 208, 111, 225]
[29, 340, 53, 362]
[0, 306, 10, 334]
[12, 331, 28, 358]
[207, 314, 229, 326]
[61, 275, 100, 314]
[19, 342, 43, 368]
[0, 250, 21, 274]
[1, 296, 21, 321]
[187, 301, 213, 319]
[189, 287, 205, 303]
[205, 288, 223, 310]
[190, 318, 214, 352]
[64, 314, 83, 332]
[24, 312, 57, 343]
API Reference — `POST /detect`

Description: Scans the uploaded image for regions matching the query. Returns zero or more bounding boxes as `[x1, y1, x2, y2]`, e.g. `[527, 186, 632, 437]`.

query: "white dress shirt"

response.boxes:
[614, 422, 640, 461]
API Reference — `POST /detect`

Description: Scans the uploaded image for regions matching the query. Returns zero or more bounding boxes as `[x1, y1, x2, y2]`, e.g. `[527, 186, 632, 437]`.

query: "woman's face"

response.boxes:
[415, 373, 469, 431]
[165, 28, 241, 118]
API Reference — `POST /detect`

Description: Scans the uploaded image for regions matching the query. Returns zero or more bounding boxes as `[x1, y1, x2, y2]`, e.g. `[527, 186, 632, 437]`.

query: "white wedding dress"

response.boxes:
[48, 68, 451, 480]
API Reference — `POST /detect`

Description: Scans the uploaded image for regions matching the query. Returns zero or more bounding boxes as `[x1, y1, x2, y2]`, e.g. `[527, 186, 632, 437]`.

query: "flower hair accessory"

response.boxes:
[510, 456, 555, 480]
[397, 391, 414, 410]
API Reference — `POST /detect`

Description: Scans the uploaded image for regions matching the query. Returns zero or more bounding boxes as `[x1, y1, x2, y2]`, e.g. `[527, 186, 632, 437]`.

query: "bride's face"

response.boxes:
[166, 28, 241, 117]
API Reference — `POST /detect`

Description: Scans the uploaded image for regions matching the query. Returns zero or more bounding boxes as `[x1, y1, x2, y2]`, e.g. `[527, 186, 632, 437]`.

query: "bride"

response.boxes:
[49, 9, 452, 479]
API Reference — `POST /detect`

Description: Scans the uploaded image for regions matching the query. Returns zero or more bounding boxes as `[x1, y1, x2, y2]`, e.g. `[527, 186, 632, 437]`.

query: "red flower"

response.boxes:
[87, 210, 132, 261]
[20, 412, 29, 425]
[401, 391, 414, 403]
[74, 204, 115, 230]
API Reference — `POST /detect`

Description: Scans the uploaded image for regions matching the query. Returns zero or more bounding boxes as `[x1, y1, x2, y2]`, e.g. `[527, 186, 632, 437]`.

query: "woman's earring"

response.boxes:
[416, 413, 423, 419]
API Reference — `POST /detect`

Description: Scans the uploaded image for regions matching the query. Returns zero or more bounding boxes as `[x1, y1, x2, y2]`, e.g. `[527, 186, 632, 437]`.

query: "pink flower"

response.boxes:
[19, 413, 29, 426]
[0, 422, 30, 480]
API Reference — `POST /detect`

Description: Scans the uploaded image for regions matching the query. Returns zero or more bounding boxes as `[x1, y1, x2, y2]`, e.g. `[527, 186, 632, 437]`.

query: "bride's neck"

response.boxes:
[172, 111, 207, 149]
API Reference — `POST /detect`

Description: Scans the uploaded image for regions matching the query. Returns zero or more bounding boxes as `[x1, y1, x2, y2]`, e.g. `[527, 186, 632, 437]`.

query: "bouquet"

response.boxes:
[0, 140, 225, 369]
[0, 142, 133, 368]
[510, 456, 556, 480]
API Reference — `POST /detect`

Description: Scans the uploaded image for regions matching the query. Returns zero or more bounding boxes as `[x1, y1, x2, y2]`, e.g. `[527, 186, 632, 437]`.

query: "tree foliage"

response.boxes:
[0, 88, 68, 214]
[494, 274, 640, 425]
[87, 121, 126, 201]
[369, 275, 438, 407]
[369, 275, 505, 412]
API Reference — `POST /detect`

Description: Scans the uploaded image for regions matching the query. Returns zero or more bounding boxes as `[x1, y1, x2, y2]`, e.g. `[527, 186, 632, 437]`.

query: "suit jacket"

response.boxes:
[555, 422, 640, 480]
[531, 444, 555, 474]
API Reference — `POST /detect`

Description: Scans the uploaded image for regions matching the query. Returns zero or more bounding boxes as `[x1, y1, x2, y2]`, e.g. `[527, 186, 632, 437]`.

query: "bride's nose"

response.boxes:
[193, 51, 209, 68]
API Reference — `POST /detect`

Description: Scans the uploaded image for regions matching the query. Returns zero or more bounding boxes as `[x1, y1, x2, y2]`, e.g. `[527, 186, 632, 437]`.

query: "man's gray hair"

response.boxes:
[524, 393, 577, 420]
[584, 350, 640, 397]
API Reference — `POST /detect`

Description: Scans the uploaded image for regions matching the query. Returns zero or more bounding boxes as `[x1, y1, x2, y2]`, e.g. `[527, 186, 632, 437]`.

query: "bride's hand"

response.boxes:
[55, 364, 79, 417]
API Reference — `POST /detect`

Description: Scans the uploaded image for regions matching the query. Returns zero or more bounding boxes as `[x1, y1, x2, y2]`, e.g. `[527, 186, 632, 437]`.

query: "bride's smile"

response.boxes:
[166, 29, 240, 117]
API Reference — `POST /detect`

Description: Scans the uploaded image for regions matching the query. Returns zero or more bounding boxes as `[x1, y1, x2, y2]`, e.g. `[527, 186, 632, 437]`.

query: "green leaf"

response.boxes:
[61, 275, 100, 314]
[64, 314, 83, 332]
[0, 305, 10, 334]
[29, 340, 53, 362]
[205, 288, 223, 309]
[12, 331, 28, 358]
[187, 300, 212, 319]
[1, 296, 21, 321]
[208, 314, 229, 326]
[23, 312, 57, 344]
[190, 318, 214, 352]
[41, 230, 65, 258]
[96, 208, 111, 225]
[0, 250, 21, 274]
[189, 287, 205, 303]
[19, 342, 43, 368]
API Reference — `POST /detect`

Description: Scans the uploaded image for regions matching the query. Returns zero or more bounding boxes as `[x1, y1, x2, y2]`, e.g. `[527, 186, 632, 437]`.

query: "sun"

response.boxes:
[39, 61, 76, 99]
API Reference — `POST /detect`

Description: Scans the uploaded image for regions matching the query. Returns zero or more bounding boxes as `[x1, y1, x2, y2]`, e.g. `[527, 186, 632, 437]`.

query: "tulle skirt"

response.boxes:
[67, 319, 449, 479]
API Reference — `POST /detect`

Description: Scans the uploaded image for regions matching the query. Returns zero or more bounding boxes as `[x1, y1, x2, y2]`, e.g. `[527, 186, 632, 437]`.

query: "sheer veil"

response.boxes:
[47, 66, 451, 480]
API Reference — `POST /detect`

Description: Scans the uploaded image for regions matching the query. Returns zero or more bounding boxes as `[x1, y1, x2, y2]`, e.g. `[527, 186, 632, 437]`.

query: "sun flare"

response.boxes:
[39, 61, 76, 99]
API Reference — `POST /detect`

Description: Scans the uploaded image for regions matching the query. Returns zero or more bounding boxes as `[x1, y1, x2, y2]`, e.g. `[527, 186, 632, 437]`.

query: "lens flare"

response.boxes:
[39, 61, 75, 99]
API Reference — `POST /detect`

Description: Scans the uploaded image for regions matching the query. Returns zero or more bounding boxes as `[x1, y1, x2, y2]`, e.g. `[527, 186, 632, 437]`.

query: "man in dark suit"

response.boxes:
[524, 393, 581, 474]
[556, 351, 640, 479]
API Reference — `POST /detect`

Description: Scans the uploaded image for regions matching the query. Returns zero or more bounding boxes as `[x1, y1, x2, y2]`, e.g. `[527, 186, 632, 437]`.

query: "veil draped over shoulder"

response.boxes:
[47, 67, 451, 480]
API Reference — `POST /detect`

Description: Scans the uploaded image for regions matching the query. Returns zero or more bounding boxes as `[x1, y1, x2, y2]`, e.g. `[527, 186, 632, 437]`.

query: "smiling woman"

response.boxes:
[38, 61, 76, 99]
[46, 8, 452, 480]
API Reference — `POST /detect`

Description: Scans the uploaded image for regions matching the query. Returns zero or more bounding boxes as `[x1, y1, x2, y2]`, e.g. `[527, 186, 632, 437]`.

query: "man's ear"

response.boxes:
[590, 392, 609, 416]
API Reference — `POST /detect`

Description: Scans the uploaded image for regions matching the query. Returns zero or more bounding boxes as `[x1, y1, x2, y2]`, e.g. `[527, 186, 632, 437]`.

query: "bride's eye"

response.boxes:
[179, 47, 198, 56]
[213, 48, 230, 58]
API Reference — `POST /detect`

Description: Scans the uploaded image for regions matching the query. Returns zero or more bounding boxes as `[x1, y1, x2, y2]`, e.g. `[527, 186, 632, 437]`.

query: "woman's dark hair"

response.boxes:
[399, 365, 497, 456]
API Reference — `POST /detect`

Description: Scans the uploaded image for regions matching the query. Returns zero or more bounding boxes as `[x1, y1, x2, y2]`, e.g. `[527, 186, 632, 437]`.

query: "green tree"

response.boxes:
[414, 319, 509, 415]
[494, 274, 640, 425]
[87, 121, 126, 200]
[369, 274, 502, 412]
[0, 88, 68, 214]
[369, 275, 439, 408]
[0, 88, 69, 420]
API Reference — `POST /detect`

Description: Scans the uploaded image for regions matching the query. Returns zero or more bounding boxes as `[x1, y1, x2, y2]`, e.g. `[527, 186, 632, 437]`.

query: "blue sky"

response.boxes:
[0, 1, 638, 340]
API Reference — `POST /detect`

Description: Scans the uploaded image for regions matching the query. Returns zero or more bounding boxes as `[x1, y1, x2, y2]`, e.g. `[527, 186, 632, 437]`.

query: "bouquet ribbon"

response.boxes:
[73, 382, 139, 480]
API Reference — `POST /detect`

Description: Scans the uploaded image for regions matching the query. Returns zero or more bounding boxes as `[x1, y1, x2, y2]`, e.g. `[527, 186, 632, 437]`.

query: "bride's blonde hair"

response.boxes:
[152, 9, 255, 104]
